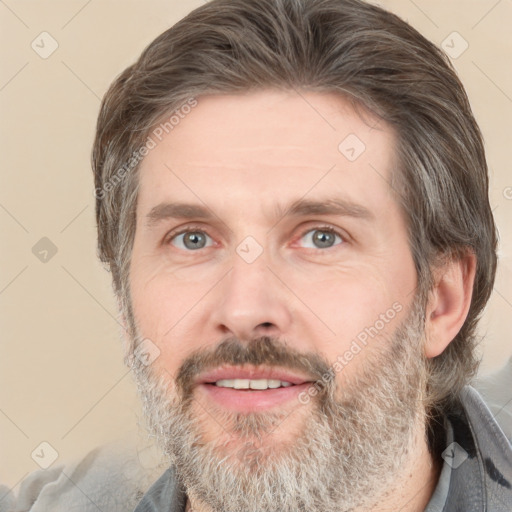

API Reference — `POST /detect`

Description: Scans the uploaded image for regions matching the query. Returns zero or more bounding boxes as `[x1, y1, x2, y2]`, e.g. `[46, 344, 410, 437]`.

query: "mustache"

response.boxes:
[175, 336, 332, 398]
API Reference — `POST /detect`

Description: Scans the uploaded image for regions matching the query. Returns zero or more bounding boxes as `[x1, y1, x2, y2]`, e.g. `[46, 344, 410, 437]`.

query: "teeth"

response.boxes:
[215, 379, 293, 390]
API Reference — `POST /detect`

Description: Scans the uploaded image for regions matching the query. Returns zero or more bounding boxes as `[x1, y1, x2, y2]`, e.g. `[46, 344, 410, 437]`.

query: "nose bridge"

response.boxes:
[212, 245, 291, 339]
[224, 248, 272, 312]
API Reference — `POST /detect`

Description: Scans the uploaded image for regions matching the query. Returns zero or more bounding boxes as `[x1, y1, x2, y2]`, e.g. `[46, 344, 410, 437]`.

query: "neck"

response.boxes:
[357, 428, 442, 512]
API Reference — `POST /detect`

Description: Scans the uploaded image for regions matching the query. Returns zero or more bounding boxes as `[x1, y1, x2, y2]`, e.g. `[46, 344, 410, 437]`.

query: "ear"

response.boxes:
[424, 250, 477, 358]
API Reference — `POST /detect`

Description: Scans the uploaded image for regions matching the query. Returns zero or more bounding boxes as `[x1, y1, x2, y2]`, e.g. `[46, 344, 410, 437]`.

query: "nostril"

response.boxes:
[259, 322, 274, 329]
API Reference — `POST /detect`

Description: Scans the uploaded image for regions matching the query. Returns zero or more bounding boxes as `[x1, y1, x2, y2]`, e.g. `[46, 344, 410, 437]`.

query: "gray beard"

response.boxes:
[129, 304, 427, 512]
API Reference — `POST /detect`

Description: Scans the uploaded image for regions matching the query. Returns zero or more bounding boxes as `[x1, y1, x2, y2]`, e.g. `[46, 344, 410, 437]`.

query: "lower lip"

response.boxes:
[198, 383, 312, 413]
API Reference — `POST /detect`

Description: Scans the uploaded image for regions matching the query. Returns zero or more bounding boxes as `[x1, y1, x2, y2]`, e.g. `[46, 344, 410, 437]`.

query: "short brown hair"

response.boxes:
[92, 0, 498, 411]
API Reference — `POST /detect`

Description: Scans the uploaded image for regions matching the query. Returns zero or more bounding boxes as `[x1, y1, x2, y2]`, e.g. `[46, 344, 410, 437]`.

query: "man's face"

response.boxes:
[129, 90, 423, 510]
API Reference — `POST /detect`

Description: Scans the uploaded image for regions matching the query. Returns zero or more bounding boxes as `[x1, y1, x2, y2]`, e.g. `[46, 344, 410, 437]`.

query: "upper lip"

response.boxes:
[196, 365, 315, 386]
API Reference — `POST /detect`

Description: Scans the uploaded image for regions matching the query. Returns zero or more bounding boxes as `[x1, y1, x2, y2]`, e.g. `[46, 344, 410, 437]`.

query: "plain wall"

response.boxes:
[1, 0, 511, 489]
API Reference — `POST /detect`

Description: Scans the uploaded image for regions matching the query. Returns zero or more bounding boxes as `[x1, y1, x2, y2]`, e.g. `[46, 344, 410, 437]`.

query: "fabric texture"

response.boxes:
[0, 441, 164, 512]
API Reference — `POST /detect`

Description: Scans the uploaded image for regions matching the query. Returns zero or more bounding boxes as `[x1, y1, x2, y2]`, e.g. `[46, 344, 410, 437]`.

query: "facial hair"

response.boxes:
[129, 302, 428, 512]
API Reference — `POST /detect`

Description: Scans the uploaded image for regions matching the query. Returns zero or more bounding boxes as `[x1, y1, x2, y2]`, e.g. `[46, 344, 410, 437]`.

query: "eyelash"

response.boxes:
[164, 224, 346, 249]
[294, 225, 345, 249]
[163, 225, 211, 246]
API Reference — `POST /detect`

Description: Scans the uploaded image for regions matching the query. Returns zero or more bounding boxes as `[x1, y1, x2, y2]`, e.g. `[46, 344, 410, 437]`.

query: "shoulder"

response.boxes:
[455, 362, 512, 511]
[133, 466, 186, 512]
[473, 356, 512, 442]
[0, 441, 164, 512]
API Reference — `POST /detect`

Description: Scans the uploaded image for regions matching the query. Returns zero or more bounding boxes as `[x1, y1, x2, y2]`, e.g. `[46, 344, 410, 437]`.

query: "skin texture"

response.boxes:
[128, 90, 476, 511]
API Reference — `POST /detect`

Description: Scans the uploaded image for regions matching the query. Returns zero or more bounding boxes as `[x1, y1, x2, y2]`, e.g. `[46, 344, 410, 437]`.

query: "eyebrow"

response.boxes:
[282, 198, 374, 221]
[146, 203, 215, 227]
[145, 197, 374, 228]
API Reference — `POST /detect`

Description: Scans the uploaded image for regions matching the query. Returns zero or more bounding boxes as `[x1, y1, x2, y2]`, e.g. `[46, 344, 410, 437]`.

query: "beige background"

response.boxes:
[1, 0, 511, 492]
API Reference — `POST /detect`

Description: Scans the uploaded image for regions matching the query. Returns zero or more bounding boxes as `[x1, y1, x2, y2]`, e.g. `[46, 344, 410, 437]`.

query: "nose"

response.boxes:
[210, 254, 292, 341]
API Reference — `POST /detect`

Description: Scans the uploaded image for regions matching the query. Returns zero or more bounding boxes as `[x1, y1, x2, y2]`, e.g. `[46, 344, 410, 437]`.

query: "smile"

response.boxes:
[195, 366, 314, 412]
[214, 378, 293, 390]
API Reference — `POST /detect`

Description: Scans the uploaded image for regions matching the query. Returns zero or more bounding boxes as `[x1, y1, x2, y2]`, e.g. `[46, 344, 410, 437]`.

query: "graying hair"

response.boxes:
[92, 0, 498, 413]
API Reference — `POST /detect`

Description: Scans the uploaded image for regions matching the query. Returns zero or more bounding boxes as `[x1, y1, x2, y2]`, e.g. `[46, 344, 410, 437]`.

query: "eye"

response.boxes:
[299, 228, 343, 249]
[170, 230, 213, 250]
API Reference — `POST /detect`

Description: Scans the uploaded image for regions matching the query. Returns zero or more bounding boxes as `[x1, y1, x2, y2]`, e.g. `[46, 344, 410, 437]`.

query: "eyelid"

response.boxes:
[163, 222, 349, 249]
[293, 224, 347, 248]
[163, 223, 216, 247]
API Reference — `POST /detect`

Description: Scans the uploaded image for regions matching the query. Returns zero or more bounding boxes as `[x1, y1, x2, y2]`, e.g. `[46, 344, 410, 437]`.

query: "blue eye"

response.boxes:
[171, 231, 213, 250]
[299, 228, 343, 249]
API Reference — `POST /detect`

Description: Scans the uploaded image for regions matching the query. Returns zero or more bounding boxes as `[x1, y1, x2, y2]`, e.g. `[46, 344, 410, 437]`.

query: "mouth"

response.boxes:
[215, 378, 294, 390]
[195, 366, 315, 413]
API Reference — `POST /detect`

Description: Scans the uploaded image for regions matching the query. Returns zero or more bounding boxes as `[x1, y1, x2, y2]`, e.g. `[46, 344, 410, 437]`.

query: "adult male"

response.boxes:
[91, 0, 512, 510]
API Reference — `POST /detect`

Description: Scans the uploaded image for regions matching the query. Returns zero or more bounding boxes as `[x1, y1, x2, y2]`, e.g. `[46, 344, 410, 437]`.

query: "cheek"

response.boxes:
[131, 249, 204, 321]
[292, 262, 407, 317]
[285, 261, 414, 357]
[130, 259, 218, 373]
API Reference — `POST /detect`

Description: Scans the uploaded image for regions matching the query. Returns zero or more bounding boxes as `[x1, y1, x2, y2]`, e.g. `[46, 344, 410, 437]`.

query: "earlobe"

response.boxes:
[424, 251, 477, 358]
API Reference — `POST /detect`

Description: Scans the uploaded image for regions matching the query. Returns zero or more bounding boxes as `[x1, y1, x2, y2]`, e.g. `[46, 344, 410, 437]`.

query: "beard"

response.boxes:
[129, 301, 429, 512]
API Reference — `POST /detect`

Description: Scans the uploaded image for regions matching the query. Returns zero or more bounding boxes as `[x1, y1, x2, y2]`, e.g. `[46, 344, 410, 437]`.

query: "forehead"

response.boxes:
[137, 90, 398, 220]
